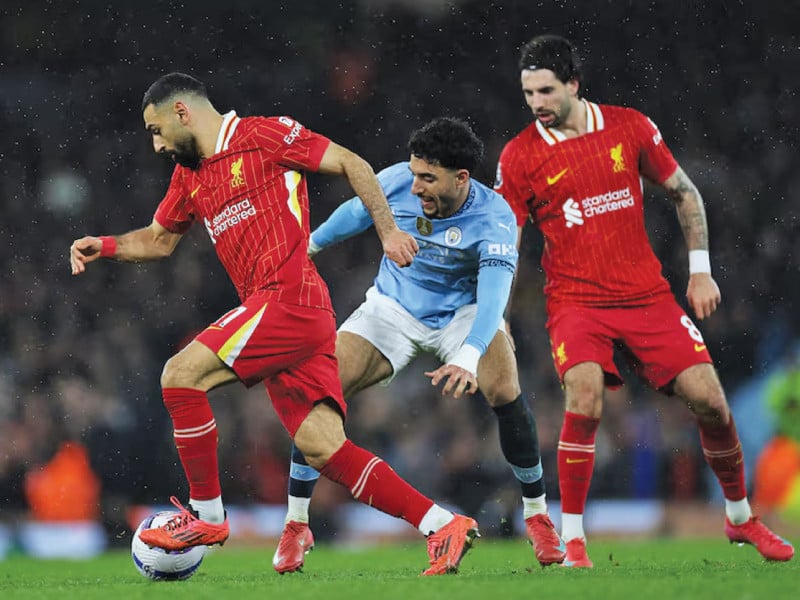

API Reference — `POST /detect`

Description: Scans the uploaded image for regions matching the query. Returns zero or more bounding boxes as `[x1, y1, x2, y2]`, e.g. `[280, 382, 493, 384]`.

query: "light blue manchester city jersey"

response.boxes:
[312, 161, 518, 330]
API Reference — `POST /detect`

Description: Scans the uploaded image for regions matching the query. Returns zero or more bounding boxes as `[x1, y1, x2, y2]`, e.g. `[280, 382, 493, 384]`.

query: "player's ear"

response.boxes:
[455, 169, 470, 186]
[567, 78, 580, 97]
[174, 101, 190, 124]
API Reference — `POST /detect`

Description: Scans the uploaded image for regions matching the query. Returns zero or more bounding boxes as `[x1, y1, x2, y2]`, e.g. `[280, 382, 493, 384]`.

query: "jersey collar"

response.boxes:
[451, 180, 476, 218]
[535, 99, 604, 146]
[214, 110, 241, 154]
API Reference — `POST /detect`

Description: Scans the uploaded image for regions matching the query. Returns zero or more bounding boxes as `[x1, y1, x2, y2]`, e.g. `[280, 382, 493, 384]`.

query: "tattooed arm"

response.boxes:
[661, 166, 721, 319]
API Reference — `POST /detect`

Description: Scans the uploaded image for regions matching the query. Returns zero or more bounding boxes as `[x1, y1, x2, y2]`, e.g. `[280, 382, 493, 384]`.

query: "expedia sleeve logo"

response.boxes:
[278, 116, 304, 145]
[494, 162, 503, 189]
[646, 117, 663, 145]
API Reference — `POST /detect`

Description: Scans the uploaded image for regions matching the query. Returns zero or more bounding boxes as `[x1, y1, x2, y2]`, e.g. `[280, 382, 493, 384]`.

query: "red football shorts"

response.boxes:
[545, 294, 713, 391]
[195, 292, 345, 436]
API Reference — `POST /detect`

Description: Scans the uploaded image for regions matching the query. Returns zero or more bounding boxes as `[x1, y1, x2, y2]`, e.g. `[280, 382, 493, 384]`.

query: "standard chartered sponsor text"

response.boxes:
[580, 187, 633, 217]
[211, 198, 256, 235]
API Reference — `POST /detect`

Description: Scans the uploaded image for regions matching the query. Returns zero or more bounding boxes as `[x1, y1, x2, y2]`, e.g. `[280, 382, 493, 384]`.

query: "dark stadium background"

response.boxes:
[0, 0, 797, 552]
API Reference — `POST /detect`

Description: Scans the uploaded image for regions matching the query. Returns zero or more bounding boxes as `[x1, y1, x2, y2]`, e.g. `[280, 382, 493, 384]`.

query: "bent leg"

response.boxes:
[336, 331, 395, 397]
[294, 402, 450, 533]
[674, 363, 746, 502]
[479, 331, 564, 564]
[298, 406, 480, 573]
[285, 332, 393, 516]
[160, 340, 238, 522]
[674, 363, 794, 560]
[479, 332, 545, 501]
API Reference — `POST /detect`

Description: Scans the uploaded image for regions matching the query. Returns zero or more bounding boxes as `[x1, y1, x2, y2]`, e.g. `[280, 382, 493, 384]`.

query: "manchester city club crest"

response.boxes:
[445, 226, 462, 246]
[416, 216, 433, 236]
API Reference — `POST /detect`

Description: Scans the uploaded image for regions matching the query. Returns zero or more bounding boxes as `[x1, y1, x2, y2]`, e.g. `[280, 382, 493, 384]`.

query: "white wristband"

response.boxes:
[308, 237, 322, 257]
[448, 344, 481, 376]
[689, 250, 711, 274]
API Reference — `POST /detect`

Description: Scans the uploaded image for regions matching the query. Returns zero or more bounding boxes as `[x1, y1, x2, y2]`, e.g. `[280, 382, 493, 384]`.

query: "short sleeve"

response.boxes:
[494, 142, 532, 227]
[257, 116, 332, 172]
[634, 111, 679, 185]
[477, 198, 519, 271]
[153, 166, 194, 234]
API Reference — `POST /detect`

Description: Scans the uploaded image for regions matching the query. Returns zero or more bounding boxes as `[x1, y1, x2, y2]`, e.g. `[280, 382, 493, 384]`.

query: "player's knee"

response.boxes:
[691, 387, 730, 422]
[482, 381, 521, 407]
[293, 402, 347, 469]
[564, 386, 603, 417]
[160, 353, 195, 389]
[563, 363, 604, 416]
[706, 387, 729, 415]
[677, 365, 730, 421]
[294, 437, 340, 470]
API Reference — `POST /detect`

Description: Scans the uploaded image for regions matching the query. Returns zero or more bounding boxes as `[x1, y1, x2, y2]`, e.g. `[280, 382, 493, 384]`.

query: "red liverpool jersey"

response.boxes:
[154, 111, 333, 309]
[495, 101, 679, 307]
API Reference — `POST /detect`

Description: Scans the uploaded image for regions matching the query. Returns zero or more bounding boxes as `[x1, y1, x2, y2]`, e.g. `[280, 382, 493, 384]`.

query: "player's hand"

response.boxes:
[382, 228, 418, 267]
[686, 273, 721, 320]
[425, 364, 478, 399]
[70, 236, 103, 275]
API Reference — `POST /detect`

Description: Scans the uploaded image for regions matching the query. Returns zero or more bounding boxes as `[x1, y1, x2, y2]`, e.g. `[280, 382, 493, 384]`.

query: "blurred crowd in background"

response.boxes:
[0, 0, 798, 547]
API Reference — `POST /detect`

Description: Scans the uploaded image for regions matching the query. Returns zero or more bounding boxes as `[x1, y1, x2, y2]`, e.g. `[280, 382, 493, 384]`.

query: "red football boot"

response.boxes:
[273, 521, 315, 573]
[138, 496, 229, 551]
[725, 516, 794, 561]
[525, 514, 566, 566]
[422, 514, 480, 575]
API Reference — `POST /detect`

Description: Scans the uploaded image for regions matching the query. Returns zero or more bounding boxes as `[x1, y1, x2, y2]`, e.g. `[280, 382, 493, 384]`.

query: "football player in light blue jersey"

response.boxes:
[273, 118, 565, 573]
[309, 160, 519, 378]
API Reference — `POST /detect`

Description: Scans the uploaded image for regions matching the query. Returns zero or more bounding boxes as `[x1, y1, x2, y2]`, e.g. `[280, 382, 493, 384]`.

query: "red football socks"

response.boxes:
[558, 411, 600, 514]
[698, 416, 746, 500]
[320, 440, 433, 528]
[163, 387, 221, 500]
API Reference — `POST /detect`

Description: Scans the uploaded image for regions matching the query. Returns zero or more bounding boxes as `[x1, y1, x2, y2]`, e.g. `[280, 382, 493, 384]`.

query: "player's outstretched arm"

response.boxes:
[308, 197, 375, 257]
[317, 142, 418, 267]
[661, 167, 721, 319]
[70, 220, 183, 275]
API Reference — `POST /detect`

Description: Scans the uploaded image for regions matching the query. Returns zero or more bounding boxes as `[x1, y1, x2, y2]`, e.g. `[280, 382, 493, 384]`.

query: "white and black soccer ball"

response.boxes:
[131, 511, 206, 581]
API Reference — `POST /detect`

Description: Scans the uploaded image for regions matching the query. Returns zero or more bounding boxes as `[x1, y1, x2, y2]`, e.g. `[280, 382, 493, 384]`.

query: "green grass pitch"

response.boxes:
[1, 537, 797, 600]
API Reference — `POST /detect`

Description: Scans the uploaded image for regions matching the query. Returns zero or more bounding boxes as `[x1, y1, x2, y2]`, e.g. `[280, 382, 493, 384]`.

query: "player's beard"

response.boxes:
[538, 96, 573, 129]
[171, 134, 202, 170]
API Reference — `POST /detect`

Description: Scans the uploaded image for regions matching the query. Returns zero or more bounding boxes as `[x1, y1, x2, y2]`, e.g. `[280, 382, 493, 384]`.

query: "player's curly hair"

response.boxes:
[142, 72, 208, 112]
[407, 117, 484, 173]
[518, 34, 582, 84]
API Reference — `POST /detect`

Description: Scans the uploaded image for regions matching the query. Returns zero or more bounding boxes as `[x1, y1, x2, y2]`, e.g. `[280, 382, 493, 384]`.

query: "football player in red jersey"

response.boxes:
[69, 73, 478, 575]
[495, 35, 793, 566]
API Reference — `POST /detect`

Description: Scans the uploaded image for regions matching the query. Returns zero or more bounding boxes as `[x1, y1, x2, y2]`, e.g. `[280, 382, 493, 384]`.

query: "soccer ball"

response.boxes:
[131, 511, 206, 581]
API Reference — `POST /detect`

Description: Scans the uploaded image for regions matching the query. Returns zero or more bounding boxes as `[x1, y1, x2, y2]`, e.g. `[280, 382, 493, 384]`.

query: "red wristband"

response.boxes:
[99, 236, 117, 258]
